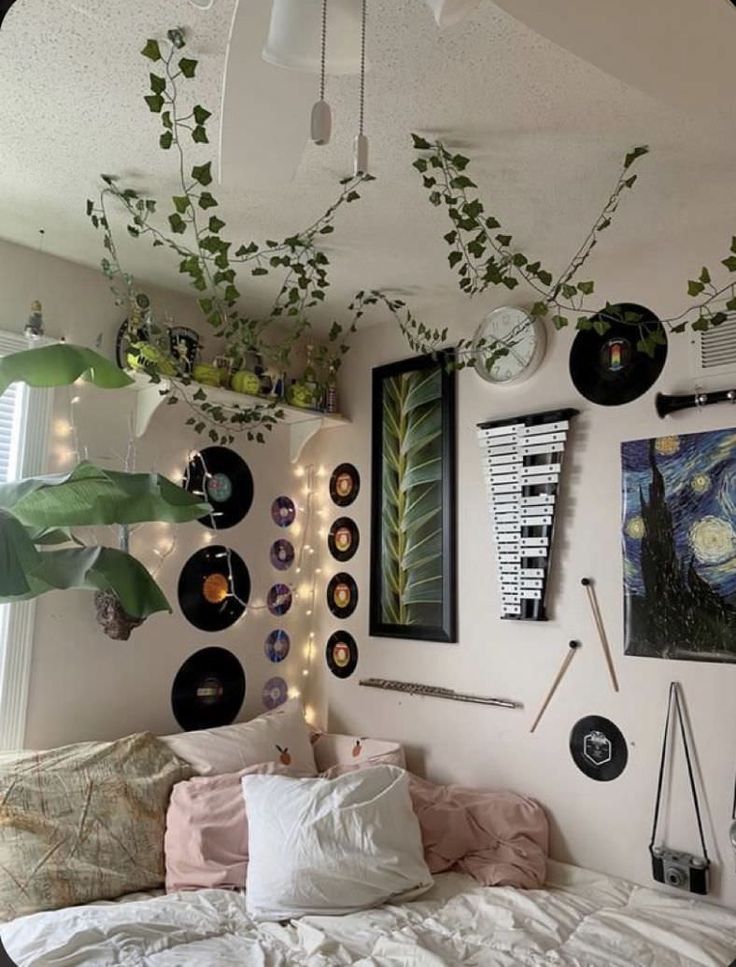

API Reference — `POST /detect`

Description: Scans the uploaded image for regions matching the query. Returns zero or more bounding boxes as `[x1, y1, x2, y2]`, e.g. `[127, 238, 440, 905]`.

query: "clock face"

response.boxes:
[473, 307, 545, 385]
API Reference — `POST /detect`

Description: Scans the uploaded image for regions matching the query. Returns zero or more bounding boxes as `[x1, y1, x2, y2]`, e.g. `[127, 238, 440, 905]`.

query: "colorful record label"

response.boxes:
[325, 631, 358, 679]
[326, 572, 358, 618]
[171, 647, 245, 731]
[328, 517, 359, 562]
[267, 583, 293, 617]
[183, 446, 253, 530]
[177, 545, 250, 632]
[569, 716, 628, 782]
[329, 463, 360, 507]
[265, 629, 290, 663]
[262, 676, 288, 710]
[271, 495, 296, 528]
[270, 539, 295, 571]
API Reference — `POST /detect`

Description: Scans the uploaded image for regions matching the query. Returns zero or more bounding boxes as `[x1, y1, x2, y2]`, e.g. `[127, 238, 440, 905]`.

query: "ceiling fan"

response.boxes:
[219, 0, 479, 188]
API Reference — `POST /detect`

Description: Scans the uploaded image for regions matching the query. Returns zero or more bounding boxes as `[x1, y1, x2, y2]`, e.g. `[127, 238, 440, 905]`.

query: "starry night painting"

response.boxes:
[622, 429, 736, 663]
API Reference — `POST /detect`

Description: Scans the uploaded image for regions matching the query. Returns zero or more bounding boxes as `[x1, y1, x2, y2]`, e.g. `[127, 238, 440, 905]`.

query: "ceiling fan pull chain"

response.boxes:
[353, 0, 369, 175]
[311, 0, 332, 145]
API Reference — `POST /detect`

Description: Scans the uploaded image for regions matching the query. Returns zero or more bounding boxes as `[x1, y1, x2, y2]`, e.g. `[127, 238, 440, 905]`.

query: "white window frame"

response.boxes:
[0, 331, 53, 749]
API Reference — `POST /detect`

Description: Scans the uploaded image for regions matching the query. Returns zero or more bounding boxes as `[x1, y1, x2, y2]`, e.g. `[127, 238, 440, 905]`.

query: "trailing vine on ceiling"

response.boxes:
[408, 134, 736, 367]
[86, 29, 377, 445]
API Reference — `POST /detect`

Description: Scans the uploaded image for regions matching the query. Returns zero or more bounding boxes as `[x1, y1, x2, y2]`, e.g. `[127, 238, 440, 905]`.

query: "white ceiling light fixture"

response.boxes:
[426, 0, 480, 27]
[263, 0, 364, 74]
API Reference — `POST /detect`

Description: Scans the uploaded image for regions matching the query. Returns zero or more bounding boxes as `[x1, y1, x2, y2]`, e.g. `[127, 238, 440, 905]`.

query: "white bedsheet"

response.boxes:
[2, 862, 735, 966]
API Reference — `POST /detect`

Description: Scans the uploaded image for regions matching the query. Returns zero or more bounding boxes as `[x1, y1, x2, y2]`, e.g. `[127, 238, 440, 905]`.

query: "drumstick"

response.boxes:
[530, 641, 581, 734]
[581, 578, 619, 693]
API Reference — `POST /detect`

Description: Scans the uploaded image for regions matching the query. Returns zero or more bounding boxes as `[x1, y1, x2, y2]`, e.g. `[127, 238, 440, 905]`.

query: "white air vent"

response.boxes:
[690, 319, 736, 381]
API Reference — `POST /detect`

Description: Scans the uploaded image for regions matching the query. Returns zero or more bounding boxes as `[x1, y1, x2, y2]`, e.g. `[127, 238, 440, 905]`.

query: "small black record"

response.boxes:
[330, 463, 360, 507]
[326, 572, 358, 618]
[326, 631, 358, 679]
[569, 716, 628, 782]
[569, 303, 667, 407]
[328, 517, 359, 562]
[183, 446, 254, 530]
[178, 545, 250, 632]
[171, 646, 245, 731]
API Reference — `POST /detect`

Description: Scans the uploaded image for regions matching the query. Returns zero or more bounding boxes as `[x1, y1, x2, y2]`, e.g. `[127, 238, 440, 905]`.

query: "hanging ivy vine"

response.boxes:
[86, 28, 371, 444]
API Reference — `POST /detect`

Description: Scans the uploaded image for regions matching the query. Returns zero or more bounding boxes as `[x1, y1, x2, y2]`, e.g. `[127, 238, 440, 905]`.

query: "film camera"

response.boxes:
[650, 846, 709, 895]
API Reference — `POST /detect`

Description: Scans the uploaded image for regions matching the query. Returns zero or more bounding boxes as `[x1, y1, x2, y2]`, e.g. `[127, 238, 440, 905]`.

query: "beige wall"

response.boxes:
[313, 282, 736, 909]
[0, 238, 320, 748]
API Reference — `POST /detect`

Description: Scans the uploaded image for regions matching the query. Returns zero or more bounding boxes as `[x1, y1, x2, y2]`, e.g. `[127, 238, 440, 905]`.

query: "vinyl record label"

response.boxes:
[569, 716, 628, 782]
[270, 539, 295, 571]
[264, 629, 290, 663]
[171, 646, 245, 731]
[328, 517, 359, 562]
[326, 631, 358, 679]
[262, 676, 288, 710]
[267, 583, 293, 617]
[569, 303, 667, 407]
[327, 572, 358, 618]
[183, 446, 254, 530]
[329, 464, 360, 507]
[271, 495, 296, 528]
[178, 545, 250, 632]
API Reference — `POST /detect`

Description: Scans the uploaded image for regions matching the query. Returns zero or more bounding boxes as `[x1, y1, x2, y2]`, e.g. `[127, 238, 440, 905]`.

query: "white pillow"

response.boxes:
[159, 698, 316, 777]
[242, 765, 433, 920]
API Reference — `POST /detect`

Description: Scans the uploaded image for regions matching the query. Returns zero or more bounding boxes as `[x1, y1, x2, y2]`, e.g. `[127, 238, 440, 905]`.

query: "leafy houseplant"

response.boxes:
[0, 345, 210, 639]
[87, 28, 371, 446]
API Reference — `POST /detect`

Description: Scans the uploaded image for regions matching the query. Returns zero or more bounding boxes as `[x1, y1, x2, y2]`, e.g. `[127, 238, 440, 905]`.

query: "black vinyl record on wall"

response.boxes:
[569, 716, 628, 782]
[178, 545, 250, 631]
[183, 446, 254, 530]
[171, 646, 245, 731]
[0, 0, 21, 29]
[326, 572, 358, 618]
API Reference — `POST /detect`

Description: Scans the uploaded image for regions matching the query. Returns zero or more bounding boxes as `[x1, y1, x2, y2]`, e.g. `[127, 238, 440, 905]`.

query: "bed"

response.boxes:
[3, 861, 735, 966]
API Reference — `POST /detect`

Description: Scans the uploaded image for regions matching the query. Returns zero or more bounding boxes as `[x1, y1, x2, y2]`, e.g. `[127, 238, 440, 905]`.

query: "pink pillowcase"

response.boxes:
[408, 774, 548, 889]
[164, 761, 307, 892]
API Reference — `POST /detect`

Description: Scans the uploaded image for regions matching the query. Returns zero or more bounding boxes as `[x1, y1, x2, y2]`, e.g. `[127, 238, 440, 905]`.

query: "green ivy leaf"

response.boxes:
[172, 196, 189, 214]
[413, 158, 428, 173]
[179, 57, 198, 78]
[411, 134, 431, 150]
[169, 213, 187, 234]
[208, 215, 225, 234]
[485, 217, 500, 230]
[561, 283, 577, 300]
[722, 256, 736, 272]
[530, 301, 548, 317]
[252, 267, 268, 276]
[577, 280, 595, 295]
[687, 279, 705, 296]
[727, 297, 736, 311]
[537, 270, 552, 287]
[496, 234, 512, 247]
[192, 125, 209, 144]
[191, 162, 212, 186]
[193, 104, 211, 125]
[576, 316, 593, 330]
[711, 312, 728, 326]
[699, 266, 711, 284]
[162, 111, 173, 130]
[145, 94, 164, 113]
[198, 192, 218, 210]
[448, 251, 462, 269]
[160, 131, 173, 150]
[141, 39, 162, 62]
[691, 317, 710, 332]
[149, 73, 166, 94]
[593, 318, 610, 336]
[450, 175, 476, 190]
[551, 314, 569, 330]
[623, 145, 649, 169]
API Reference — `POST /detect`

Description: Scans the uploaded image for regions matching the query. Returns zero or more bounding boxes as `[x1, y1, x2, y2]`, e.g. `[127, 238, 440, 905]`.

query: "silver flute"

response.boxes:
[359, 677, 521, 709]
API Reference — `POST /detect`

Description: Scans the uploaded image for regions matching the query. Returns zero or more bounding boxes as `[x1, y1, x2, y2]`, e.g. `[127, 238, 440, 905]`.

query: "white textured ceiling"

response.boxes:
[1, 0, 736, 329]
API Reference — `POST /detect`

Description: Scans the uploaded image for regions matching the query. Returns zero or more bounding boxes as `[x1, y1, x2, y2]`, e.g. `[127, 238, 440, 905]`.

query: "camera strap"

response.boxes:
[649, 682, 709, 864]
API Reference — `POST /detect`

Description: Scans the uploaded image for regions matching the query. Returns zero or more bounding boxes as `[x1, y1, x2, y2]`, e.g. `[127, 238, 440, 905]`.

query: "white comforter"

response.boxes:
[2, 862, 735, 966]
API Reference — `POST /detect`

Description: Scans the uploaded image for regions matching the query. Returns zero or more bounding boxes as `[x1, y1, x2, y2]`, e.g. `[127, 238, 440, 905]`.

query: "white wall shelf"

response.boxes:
[125, 370, 349, 463]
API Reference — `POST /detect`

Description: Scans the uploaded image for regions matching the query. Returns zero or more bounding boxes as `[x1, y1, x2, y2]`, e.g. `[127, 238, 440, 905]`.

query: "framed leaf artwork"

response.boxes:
[369, 352, 457, 642]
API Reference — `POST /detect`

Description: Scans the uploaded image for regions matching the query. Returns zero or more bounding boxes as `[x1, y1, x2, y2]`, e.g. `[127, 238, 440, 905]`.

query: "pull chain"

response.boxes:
[311, 0, 332, 145]
[353, 0, 369, 175]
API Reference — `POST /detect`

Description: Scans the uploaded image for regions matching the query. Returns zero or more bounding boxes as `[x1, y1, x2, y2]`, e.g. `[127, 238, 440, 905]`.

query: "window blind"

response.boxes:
[0, 383, 20, 483]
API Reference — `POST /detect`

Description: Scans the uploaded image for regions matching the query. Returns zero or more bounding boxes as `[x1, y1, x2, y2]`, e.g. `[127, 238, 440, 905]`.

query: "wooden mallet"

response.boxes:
[581, 577, 619, 693]
[530, 640, 581, 734]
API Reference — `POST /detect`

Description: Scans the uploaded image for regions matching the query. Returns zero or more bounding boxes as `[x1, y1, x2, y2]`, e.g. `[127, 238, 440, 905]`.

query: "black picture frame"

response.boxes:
[369, 351, 457, 642]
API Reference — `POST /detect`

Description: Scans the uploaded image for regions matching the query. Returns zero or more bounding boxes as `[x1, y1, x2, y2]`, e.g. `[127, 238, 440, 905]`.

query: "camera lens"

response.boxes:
[666, 869, 684, 886]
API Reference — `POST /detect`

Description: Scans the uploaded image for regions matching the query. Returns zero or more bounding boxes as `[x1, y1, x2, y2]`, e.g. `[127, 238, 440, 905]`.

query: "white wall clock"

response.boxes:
[473, 306, 546, 386]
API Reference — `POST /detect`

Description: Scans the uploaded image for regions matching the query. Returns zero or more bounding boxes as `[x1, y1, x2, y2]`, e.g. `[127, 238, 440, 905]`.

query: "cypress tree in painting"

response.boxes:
[623, 432, 736, 663]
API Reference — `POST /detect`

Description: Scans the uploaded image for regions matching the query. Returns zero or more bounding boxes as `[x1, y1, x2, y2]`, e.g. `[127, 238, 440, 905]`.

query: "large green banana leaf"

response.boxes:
[0, 344, 133, 397]
[381, 367, 443, 626]
[0, 543, 170, 618]
[0, 510, 42, 596]
[0, 461, 210, 529]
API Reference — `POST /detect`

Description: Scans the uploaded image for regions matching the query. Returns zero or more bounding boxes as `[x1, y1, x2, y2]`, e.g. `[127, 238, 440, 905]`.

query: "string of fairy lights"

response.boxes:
[51, 386, 325, 722]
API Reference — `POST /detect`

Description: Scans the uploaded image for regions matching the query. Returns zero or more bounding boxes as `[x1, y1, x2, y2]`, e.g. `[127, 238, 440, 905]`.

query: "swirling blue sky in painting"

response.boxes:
[622, 428, 736, 598]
